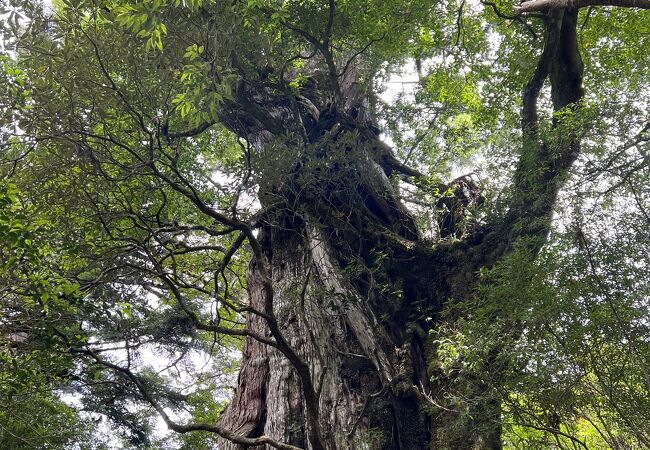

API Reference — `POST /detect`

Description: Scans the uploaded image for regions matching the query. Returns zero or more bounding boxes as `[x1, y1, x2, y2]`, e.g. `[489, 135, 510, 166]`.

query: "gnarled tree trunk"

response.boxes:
[219, 132, 434, 449]
[217, 7, 585, 449]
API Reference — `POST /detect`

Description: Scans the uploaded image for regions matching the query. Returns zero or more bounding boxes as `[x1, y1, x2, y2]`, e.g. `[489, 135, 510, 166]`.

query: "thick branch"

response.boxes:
[521, 10, 560, 136]
[443, 8, 586, 278]
[509, 9, 584, 229]
[515, 0, 650, 13]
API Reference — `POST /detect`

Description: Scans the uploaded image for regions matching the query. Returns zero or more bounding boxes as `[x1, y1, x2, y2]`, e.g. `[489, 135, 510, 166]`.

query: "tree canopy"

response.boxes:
[0, 0, 649, 448]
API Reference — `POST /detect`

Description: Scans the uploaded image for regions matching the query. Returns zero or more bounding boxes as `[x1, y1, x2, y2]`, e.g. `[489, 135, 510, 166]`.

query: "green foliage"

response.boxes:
[0, 182, 98, 449]
[0, 377, 94, 449]
[433, 221, 650, 448]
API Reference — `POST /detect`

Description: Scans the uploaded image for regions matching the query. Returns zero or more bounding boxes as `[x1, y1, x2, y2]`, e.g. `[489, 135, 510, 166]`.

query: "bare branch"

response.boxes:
[322, 0, 336, 43]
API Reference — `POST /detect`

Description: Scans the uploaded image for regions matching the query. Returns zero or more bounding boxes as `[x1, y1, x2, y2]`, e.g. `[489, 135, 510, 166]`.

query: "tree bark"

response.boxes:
[218, 135, 434, 449]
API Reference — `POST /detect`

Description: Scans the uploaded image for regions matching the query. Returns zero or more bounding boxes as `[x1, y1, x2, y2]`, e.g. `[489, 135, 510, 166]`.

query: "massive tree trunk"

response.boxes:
[214, 119, 492, 449]
[216, 7, 585, 450]
[219, 130, 434, 449]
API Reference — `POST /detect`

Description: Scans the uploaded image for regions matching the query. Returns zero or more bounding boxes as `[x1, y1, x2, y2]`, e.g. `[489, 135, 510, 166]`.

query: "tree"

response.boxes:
[0, 0, 649, 449]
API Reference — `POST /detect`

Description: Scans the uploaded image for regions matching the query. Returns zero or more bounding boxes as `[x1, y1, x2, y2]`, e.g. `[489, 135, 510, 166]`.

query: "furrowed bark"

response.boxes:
[218, 217, 430, 449]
